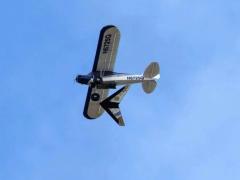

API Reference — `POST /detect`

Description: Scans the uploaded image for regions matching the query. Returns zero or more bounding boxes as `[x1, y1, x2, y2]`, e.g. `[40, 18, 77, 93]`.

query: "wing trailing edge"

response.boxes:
[100, 86, 130, 126]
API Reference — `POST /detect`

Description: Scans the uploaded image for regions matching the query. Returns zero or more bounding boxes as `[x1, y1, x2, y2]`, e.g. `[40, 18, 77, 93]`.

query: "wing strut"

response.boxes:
[100, 86, 130, 126]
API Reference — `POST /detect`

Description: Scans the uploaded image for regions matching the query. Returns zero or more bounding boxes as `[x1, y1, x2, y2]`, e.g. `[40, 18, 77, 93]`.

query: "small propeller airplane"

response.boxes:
[76, 25, 160, 126]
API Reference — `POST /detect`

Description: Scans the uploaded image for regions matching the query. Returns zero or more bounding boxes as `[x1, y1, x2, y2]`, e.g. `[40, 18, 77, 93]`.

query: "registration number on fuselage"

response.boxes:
[127, 76, 144, 80]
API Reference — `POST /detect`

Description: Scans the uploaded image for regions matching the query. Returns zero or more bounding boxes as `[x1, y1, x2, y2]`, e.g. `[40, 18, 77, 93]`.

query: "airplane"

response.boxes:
[76, 25, 160, 126]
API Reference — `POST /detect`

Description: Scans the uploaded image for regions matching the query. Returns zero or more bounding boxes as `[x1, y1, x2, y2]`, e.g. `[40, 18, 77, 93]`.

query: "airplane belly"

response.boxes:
[102, 75, 127, 84]
[102, 75, 143, 85]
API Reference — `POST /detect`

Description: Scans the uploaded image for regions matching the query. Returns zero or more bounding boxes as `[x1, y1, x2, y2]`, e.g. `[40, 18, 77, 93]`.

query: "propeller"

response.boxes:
[74, 74, 78, 84]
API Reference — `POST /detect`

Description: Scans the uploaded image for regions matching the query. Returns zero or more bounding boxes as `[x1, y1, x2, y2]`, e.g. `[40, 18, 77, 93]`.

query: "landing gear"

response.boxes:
[91, 93, 100, 101]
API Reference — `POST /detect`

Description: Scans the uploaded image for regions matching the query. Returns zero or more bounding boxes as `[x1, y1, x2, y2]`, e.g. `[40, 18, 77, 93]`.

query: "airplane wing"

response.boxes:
[100, 86, 130, 126]
[83, 87, 109, 119]
[83, 25, 120, 119]
[92, 25, 120, 73]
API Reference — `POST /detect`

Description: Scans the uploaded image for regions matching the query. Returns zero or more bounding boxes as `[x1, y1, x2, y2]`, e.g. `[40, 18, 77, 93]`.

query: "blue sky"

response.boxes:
[1, 0, 240, 179]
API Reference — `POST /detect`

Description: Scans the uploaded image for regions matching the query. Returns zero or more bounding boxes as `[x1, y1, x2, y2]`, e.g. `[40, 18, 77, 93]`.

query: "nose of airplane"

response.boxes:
[75, 75, 90, 85]
[75, 75, 81, 83]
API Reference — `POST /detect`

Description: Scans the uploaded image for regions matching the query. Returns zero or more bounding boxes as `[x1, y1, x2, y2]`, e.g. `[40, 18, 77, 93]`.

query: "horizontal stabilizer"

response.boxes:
[142, 80, 157, 94]
[143, 62, 160, 78]
[100, 86, 130, 126]
[142, 62, 160, 93]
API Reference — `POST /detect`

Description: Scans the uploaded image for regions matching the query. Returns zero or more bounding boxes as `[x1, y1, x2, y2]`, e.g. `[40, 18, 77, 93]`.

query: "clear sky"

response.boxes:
[1, 0, 240, 179]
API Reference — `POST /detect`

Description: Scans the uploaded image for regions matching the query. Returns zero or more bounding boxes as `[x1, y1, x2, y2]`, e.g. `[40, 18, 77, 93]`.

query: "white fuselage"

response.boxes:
[76, 72, 160, 89]
[100, 74, 160, 85]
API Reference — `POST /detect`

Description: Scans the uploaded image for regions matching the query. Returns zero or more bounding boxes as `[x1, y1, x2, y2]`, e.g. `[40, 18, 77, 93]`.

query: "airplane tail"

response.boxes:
[100, 86, 130, 126]
[142, 62, 160, 94]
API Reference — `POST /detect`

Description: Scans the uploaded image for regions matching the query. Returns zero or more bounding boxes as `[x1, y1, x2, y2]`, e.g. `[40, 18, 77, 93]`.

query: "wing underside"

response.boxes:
[92, 25, 120, 72]
[83, 87, 109, 119]
[84, 25, 121, 119]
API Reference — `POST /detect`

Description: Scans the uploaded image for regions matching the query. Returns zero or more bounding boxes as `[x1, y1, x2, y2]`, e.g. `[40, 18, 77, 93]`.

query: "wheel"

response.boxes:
[91, 93, 100, 101]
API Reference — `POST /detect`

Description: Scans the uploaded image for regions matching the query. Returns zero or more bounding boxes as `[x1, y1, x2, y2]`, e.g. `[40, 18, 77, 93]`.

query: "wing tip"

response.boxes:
[92, 25, 120, 72]
[83, 111, 95, 120]
[101, 25, 118, 31]
[100, 25, 120, 35]
[117, 117, 125, 126]
[101, 25, 115, 30]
